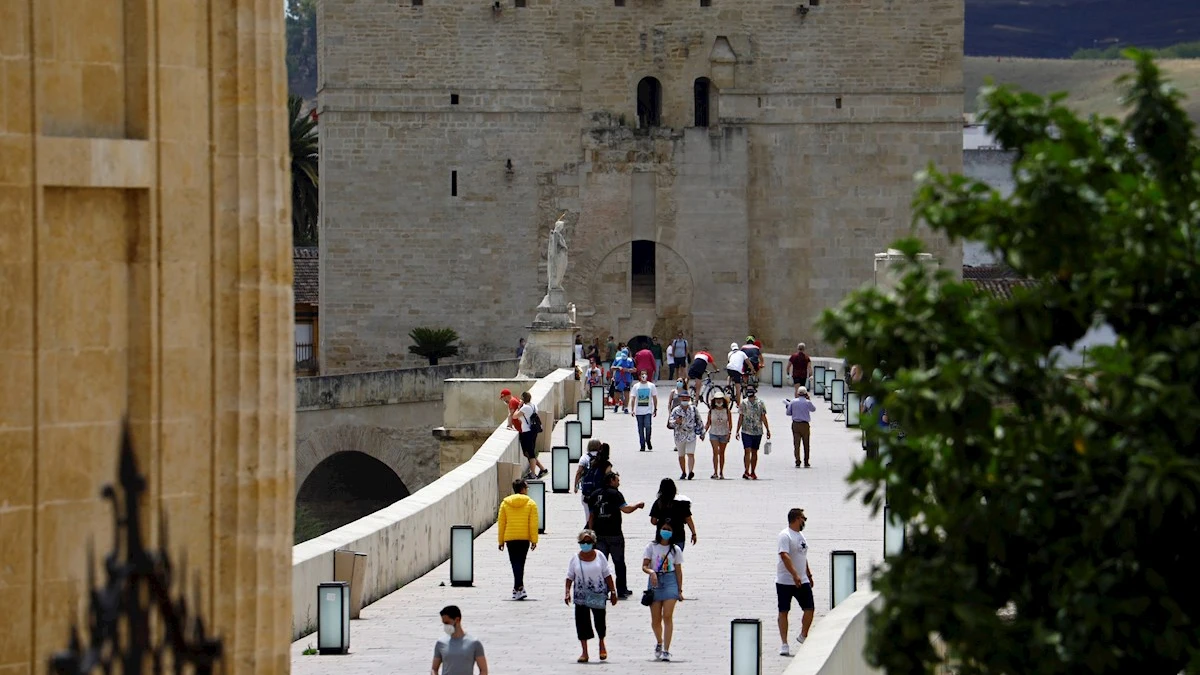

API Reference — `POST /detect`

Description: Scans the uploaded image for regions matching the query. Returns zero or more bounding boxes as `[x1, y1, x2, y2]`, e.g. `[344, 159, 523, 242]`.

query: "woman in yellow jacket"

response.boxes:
[498, 478, 540, 600]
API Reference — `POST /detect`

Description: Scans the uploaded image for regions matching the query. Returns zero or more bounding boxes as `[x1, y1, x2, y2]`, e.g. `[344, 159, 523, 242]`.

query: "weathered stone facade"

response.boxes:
[318, 0, 965, 373]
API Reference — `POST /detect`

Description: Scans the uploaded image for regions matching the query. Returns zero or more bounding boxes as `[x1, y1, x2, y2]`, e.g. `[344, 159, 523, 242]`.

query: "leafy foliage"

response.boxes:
[286, 0, 318, 100]
[289, 93, 319, 246]
[408, 327, 461, 366]
[820, 51, 1200, 675]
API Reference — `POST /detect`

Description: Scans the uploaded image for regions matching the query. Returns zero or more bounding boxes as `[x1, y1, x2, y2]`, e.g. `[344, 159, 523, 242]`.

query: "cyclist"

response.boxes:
[725, 343, 750, 407]
[685, 348, 715, 402]
[741, 337, 763, 386]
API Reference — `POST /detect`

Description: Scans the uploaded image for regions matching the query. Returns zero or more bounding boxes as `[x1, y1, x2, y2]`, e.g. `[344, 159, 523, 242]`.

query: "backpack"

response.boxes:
[580, 461, 606, 498]
[528, 410, 544, 435]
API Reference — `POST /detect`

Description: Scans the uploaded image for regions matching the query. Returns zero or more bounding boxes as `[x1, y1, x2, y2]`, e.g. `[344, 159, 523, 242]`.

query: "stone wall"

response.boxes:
[317, 0, 965, 372]
[0, 1, 294, 672]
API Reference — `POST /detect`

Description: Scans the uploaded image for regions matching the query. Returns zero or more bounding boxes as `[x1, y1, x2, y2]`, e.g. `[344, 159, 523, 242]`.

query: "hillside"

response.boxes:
[964, 57, 1200, 123]
[967, 0, 1200, 58]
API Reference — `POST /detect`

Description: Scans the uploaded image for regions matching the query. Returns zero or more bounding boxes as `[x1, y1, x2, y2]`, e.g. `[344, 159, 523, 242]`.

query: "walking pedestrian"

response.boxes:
[565, 529, 618, 663]
[784, 387, 816, 468]
[432, 605, 488, 675]
[776, 508, 814, 656]
[585, 357, 605, 391]
[650, 337, 665, 377]
[611, 348, 635, 413]
[667, 391, 704, 480]
[649, 478, 698, 550]
[516, 338, 526, 359]
[587, 337, 602, 365]
[497, 479, 539, 600]
[642, 521, 685, 662]
[630, 370, 658, 451]
[587, 471, 645, 599]
[574, 335, 585, 363]
[735, 386, 771, 480]
[668, 331, 689, 380]
[604, 335, 616, 368]
[787, 343, 814, 396]
[514, 391, 547, 478]
[725, 342, 749, 406]
[634, 344, 658, 383]
[705, 389, 733, 479]
[574, 441, 611, 524]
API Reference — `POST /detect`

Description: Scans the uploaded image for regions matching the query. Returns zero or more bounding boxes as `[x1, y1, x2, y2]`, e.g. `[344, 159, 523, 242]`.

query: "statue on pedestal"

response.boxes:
[520, 213, 577, 377]
[534, 215, 574, 328]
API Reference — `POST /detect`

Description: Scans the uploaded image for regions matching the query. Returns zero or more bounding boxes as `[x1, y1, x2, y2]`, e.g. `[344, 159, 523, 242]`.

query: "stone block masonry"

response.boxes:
[318, 0, 964, 374]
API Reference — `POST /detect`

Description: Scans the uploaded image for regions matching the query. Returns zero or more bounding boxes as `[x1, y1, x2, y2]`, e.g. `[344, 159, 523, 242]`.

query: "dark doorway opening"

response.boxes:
[637, 77, 663, 129]
[694, 78, 711, 127]
[627, 334, 653, 355]
[295, 451, 410, 544]
[632, 240, 655, 308]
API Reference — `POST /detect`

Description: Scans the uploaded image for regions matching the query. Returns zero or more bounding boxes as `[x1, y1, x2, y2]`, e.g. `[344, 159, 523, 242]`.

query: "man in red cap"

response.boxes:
[501, 389, 521, 431]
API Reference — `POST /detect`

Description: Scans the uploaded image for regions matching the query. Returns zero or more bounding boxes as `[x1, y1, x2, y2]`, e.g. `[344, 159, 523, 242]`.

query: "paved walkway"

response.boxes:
[291, 382, 883, 673]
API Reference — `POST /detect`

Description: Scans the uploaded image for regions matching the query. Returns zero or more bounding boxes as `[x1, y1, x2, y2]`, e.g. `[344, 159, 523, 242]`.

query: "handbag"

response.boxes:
[641, 588, 656, 607]
[763, 439, 772, 455]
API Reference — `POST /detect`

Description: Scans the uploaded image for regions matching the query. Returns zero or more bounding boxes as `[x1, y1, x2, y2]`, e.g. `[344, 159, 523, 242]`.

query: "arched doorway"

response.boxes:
[626, 334, 653, 355]
[295, 451, 410, 543]
[637, 76, 663, 128]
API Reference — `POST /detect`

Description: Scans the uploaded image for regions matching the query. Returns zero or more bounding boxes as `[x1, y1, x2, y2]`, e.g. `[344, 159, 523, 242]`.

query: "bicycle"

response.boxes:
[698, 372, 735, 410]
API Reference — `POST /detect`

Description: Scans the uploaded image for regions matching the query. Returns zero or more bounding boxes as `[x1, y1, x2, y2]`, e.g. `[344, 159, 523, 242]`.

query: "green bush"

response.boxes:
[408, 327, 460, 366]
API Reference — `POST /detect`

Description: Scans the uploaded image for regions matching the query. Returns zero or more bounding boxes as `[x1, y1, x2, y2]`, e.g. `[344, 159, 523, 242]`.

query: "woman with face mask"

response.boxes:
[642, 521, 685, 662]
[565, 529, 617, 663]
[705, 389, 733, 479]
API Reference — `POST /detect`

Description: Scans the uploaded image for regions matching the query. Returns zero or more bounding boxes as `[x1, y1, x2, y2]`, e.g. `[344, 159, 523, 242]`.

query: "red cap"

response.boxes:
[499, 388, 512, 398]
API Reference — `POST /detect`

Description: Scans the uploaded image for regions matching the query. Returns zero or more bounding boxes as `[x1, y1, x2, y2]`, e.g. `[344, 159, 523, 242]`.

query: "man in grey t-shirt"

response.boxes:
[433, 605, 488, 675]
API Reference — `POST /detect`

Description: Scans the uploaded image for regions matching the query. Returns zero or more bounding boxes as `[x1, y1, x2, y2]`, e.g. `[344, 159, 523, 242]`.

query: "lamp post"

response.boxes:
[449, 525, 475, 587]
[846, 391, 860, 427]
[830, 550, 857, 609]
[552, 446, 571, 493]
[566, 420, 583, 462]
[771, 361, 783, 388]
[590, 385, 605, 419]
[813, 365, 826, 396]
[527, 479, 546, 534]
[317, 581, 351, 654]
[577, 400, 593, 438]
[730, 618, 762, 675]
[884, 505, 905, 558]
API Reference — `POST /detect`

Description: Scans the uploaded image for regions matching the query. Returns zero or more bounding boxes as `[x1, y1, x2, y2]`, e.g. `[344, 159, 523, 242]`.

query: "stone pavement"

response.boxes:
[290, 382, 883, 673]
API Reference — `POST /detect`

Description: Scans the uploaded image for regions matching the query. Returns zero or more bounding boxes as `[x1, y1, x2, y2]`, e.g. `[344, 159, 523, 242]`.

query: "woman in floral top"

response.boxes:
[565, 529, 617, 663]
[735, 386, 771, 480]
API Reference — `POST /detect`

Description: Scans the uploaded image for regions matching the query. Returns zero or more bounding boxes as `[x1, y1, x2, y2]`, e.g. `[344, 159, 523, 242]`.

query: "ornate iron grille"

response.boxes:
[49, 424, 223, 674]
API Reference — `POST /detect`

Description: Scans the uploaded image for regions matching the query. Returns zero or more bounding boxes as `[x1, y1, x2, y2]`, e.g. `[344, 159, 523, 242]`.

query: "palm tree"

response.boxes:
[408, 327, 461, 366]
[289, 93, 319, 246]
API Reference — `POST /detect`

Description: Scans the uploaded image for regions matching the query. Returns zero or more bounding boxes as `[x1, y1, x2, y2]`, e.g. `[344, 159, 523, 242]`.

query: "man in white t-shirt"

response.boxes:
[629, 370, 658, 451]
[776, 508, 814, 656]
[725, 344, 750, 406]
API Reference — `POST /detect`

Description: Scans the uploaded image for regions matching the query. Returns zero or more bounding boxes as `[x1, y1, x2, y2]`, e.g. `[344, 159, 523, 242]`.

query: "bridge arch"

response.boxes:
[295, 424, 429, 500]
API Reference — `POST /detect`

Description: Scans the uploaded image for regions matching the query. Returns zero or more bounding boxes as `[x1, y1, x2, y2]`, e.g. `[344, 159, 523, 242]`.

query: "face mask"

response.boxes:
[660, 530, 673, 541]
[443, 623, 455, 636]
[579, 542, 594, 552]
[676, 383, 684, 390]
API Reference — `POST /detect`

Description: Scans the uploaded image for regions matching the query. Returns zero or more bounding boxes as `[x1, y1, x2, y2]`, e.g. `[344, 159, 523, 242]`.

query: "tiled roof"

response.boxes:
[962, 264, 1021, 280]
[294, 247, 318, 305]
[965, 277, 1037, 300]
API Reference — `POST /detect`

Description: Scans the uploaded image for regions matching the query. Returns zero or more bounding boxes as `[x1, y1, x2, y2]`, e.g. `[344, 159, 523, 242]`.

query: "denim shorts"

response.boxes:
[710, 434, 729, 444]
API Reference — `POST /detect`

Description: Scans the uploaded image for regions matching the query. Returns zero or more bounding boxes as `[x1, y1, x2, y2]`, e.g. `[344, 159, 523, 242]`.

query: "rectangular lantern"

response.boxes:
[846, 391, 861, 427]
[831, 379, 846, 413]
[566, 420, 583, 461]
[813, 365, 826, 396]
[830, 550, 857, 609]
[552, 446, 571, 493]
[577, 400, 593, 437]
[450, 525, 475, 587]
[823, 369, 835, 402]
[771, 361, 783, 388]
[884, 505, 905, 558]
[527, 479, 546, 534]
[590, 385, 605, 420]
[730, 618, 762, 675]
[317, 581, 351, 655]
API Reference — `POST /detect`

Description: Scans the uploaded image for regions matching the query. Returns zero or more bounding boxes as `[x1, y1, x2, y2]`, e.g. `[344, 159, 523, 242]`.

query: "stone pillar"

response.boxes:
[874, 248, 938, 295]
[0, 1, 293, 673]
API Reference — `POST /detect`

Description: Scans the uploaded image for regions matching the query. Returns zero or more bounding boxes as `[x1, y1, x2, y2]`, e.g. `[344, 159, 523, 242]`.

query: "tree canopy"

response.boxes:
[820, 51, 1200, 674]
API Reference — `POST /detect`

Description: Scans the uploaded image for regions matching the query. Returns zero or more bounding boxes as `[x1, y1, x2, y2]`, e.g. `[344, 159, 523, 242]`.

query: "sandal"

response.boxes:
[599, 646, 608, 661]
[577, 655, 589, 663]
[742, 473, 749, 480]
[711, 473, 719, 479]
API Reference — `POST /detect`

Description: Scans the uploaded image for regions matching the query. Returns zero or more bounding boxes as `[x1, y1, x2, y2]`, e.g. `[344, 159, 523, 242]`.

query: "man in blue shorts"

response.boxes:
[611, 348, 635, 413]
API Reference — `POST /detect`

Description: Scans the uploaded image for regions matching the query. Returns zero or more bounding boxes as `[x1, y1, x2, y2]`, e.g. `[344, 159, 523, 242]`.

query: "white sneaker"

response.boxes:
[779, 644, 791, 656]
[660, 651, 672, 662]
[796, 633, 807, 644]
[514, 589, 527, 600]
[654, 644, 663, 660]
[511, 590, 518, 600]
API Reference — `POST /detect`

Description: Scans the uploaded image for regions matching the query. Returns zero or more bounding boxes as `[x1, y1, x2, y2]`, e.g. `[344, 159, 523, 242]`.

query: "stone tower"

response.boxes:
[1, 0, 294, 672]
[318, 0, 964, 372]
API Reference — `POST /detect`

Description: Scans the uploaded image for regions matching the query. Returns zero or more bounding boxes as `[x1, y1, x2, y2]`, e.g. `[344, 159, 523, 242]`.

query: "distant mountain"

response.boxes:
[967, 0, 1200, 58]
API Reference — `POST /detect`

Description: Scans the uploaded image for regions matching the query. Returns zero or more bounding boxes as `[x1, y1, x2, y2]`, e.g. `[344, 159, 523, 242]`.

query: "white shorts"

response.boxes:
[675, 439, 697, 456]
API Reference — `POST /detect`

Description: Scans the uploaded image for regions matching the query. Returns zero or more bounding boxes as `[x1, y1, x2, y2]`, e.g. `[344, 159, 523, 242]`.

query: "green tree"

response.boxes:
[286, 0, 318, 99]
[290, 93, 319, 246]
[820, 51, 1200, 674]
[408, 328, 461, 366]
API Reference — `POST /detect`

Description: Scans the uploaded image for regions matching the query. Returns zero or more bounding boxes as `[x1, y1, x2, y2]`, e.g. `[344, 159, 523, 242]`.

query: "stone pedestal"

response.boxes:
[874, 248, 937, 295]
[518, 326, 577, 378]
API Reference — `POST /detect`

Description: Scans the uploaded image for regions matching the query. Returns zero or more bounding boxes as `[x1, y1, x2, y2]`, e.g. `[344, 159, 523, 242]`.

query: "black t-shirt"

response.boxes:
[590, 487, 627, 536]
[649, 498, 692, 546]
